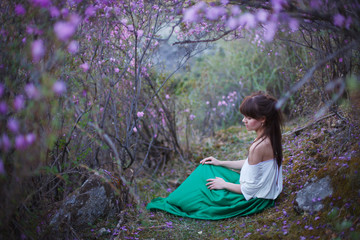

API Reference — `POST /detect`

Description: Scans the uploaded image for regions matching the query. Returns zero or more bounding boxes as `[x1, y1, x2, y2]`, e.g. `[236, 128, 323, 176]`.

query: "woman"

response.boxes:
[146, 91, 283, 220]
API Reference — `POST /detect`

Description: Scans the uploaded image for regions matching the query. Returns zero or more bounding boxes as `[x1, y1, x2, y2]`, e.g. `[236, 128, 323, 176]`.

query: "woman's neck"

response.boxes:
[255, 128, 264, 139]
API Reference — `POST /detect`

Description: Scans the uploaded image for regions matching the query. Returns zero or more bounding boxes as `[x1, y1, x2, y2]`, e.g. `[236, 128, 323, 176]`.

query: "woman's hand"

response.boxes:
[200, 156, 221, 165]
[206, 177, 226, 190]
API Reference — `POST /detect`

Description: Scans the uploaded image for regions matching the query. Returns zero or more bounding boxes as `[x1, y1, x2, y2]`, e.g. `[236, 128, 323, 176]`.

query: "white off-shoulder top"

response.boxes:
[239, 158, 283, 201]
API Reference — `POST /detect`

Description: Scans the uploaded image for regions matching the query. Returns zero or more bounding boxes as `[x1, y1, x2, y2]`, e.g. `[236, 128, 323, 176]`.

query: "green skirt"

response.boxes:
[146, 164, 275, 220]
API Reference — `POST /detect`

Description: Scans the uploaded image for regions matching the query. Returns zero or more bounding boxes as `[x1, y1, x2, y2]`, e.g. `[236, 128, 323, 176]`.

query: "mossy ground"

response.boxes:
[81, 114, 359, 240]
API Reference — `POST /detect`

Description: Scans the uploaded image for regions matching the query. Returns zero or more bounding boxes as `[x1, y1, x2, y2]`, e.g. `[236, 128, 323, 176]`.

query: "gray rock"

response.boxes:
[294, 176, 333, 213]
[98, 227, 111, 236]
[49, 173, 123, 230]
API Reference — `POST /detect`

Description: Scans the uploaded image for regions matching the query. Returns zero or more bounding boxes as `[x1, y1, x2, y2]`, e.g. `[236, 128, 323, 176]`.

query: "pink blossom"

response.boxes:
[264, 21, 277, 42]
[69, 14, 82, 26]
[31, 0, 51, 8]
[183, 2, 206, 23]
[67, 40, 79, 54]
[15, 135, 27, 150]
[114, 68, 120, 73]
[7, 118, 20, 133]
[271, 0, 287, 12]
[206, 101, 210, 105]
[26, 26, 43, 35]
[256, 9, 268, 22]
[49, 6, 60, 18]
[231, 6, 241, 16]
[25, 133, 36, 145]
[13, 95, 25, 111]
[85, 6, 97, 17]
[121, 18, 128, 25]
[133, 127, 137, 132]
[15, 4, 26, 16]
[183, 7, 199, 22]
[137, 111, 144, 118]
[25, 83, 40, 99]
[61, 8, 69, 18]
[0, 101, 7, 115]
[1, 134, 11, 152]
[205, 6, 226, 20]
[31, 39, 45, 62]
[80, 62, 89, 72]
[238, 13, 256, 29]
[227, 17, 238, 30]
[289, 18, 299, 31]
[137, 30, 144, 37]
[52, 81, 66, 96]
[26, 26, 35, 34]
[310, 0, 321, 9]
[165, 94, 170, 99]
[54, 21, 76, 42]
[189, 114, 196, 121]
[333, 14, 345, 27]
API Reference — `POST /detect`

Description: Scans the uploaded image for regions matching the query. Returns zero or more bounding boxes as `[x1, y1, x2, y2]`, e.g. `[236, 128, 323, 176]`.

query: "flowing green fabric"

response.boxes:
[146, 164, 275, 220]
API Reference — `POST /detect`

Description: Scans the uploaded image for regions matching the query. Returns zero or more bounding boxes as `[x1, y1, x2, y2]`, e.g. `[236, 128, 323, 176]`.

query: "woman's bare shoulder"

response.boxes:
[248, 138, 273, 165]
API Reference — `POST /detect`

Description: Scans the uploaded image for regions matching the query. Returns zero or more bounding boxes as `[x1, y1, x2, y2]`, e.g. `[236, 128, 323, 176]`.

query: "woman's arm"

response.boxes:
[206, 177, 242, 194]
[200, 156, 246, 170]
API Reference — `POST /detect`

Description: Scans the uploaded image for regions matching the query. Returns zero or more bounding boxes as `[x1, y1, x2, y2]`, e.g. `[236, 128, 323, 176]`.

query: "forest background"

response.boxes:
[0, 0, 359, 239]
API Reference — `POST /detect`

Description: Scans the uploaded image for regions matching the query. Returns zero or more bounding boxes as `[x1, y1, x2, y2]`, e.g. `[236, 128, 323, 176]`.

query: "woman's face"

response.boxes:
[242, 116, 264, 132]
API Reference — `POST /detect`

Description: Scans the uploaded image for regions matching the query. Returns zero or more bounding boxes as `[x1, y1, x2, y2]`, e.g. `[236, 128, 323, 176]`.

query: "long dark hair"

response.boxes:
[239, 91, 283, 167]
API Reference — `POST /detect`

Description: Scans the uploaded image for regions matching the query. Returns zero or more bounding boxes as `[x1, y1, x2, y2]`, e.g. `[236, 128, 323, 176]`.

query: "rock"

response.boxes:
[49, 173, 125, 231]
[98, 227, 111, 236]
[294, 176, 333, 213]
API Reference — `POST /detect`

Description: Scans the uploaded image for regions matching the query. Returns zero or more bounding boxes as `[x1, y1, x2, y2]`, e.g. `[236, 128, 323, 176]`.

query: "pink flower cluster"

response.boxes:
[52, 81, 67, 96]
[0, 78, 67, 152]
[0, 118, 36, 153]
[137, 111, 144, 118]
[0, 83, 37, 152]
[333, 14, 352, 29]
[182, 1, 300, 42]
[54, 14, 81, 42]
[217, 91, 238, 108]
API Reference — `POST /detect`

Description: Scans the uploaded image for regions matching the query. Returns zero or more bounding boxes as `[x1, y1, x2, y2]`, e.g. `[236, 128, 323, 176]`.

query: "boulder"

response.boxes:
[294, 176, 333, 213]
[49, 173, 124, 231]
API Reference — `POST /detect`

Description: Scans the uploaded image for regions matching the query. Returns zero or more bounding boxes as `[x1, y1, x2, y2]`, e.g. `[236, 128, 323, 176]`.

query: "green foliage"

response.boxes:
[335, 220, 353, 231]
[172, 37, 300, 145]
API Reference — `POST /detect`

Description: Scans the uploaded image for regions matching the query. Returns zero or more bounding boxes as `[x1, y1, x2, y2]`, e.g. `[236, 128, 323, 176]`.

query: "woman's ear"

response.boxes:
[260, 117, 266, 125]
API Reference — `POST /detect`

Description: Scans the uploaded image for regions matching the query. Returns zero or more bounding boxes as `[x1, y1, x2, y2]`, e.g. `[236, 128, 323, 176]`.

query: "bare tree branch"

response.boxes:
[276, 39, 360, 109]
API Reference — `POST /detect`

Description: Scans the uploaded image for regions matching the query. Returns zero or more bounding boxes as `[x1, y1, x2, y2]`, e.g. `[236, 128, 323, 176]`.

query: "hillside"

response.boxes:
[80, 112, 360, 240]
